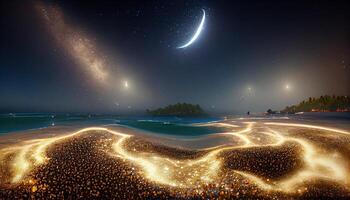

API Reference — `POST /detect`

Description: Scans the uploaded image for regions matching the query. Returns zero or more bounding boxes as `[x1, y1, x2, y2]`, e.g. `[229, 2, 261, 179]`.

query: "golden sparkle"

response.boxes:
[37, 3, 108, 84]
[0, 121, 349, 195]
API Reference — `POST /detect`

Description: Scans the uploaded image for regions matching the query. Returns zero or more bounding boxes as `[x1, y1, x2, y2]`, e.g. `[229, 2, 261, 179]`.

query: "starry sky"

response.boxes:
[1, 0, 349, 114]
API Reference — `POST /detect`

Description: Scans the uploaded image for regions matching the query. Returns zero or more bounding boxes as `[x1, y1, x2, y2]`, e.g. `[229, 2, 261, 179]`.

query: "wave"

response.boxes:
[237, 116, 290, 120]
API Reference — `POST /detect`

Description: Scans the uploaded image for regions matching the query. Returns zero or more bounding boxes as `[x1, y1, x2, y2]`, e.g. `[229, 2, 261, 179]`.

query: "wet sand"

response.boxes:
[0, 119, 350, 199]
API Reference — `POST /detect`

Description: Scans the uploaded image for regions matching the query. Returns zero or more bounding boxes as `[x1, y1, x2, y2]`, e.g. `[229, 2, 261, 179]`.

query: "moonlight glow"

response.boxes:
[124, 80, 129, 88]
[177, 9, 206, 49]
[1, 1, 349, 198]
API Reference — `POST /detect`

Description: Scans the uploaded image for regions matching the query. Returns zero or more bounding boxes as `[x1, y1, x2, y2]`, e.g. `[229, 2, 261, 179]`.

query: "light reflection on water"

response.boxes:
[0, 112, 349, 135]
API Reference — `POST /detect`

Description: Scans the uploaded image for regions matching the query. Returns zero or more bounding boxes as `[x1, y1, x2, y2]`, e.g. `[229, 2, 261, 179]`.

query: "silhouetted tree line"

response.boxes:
[282, 95, 350, 113]
[146, 103, 206, 116]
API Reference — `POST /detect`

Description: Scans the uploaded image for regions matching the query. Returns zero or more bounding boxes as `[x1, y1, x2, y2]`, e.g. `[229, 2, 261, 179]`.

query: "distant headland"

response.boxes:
[146, 103, 206, 117]
[282, 95, 350, 113]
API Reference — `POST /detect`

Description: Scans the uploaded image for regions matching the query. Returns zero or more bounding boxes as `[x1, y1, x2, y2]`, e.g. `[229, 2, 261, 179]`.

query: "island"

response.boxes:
[146, 103, 206, 116]
[282, 95, 350, 113]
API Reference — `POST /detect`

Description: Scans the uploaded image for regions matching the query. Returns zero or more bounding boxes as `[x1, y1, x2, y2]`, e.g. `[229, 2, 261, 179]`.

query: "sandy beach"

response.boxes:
[2, 0, 349, 198]
[0, 118, 350, 199]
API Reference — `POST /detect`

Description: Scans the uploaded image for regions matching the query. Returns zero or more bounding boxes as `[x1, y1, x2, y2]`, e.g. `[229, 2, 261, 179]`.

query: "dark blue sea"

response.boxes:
[0, 113, 222, 136]
[0, 112, 349, 136]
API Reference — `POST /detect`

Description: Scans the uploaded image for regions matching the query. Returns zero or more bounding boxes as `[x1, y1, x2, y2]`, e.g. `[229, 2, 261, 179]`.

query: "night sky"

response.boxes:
[1, 0, 349, 114]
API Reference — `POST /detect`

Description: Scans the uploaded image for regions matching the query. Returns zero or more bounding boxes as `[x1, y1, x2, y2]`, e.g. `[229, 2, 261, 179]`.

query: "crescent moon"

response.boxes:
[177, 9, 206, 49]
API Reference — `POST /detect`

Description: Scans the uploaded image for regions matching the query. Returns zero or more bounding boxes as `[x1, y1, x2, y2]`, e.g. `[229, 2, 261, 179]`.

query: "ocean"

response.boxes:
[0, 113, 222, 136]
[0, 112, 349, 136]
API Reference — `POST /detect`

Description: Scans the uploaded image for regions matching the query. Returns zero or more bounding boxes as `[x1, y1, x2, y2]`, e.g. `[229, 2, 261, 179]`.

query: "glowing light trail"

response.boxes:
[265, 122, 350, 135]
[0, 121, 349, 195]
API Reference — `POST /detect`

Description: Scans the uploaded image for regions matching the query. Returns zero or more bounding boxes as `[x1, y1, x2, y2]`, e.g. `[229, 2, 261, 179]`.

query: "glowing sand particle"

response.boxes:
[0, 121, 349, 195]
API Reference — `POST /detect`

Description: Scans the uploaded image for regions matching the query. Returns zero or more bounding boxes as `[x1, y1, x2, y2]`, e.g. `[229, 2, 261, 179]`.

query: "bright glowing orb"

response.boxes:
[124, 81, 129, 88]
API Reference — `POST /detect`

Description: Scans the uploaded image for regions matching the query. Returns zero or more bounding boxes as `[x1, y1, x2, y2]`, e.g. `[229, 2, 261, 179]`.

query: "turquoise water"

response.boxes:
[116, 118, 224, 136]
[1, 112, 349, 136]
[0, 113, 117, 134]
[0, 113, 222, 136]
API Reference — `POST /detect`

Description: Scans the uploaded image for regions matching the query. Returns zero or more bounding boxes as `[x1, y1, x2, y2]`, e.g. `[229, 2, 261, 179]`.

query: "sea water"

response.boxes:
[0, 113, 222, 136]
[1, 112, 349, 136]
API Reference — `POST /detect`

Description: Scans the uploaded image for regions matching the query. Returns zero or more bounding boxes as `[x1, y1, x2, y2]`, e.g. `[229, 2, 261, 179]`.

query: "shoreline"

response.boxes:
[1, 116, 350, 150]
[0, 118, 350, 198]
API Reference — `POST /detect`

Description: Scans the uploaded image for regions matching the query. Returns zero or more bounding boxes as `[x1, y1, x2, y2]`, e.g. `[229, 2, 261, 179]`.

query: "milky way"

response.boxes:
[36, 2, 109, 84]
